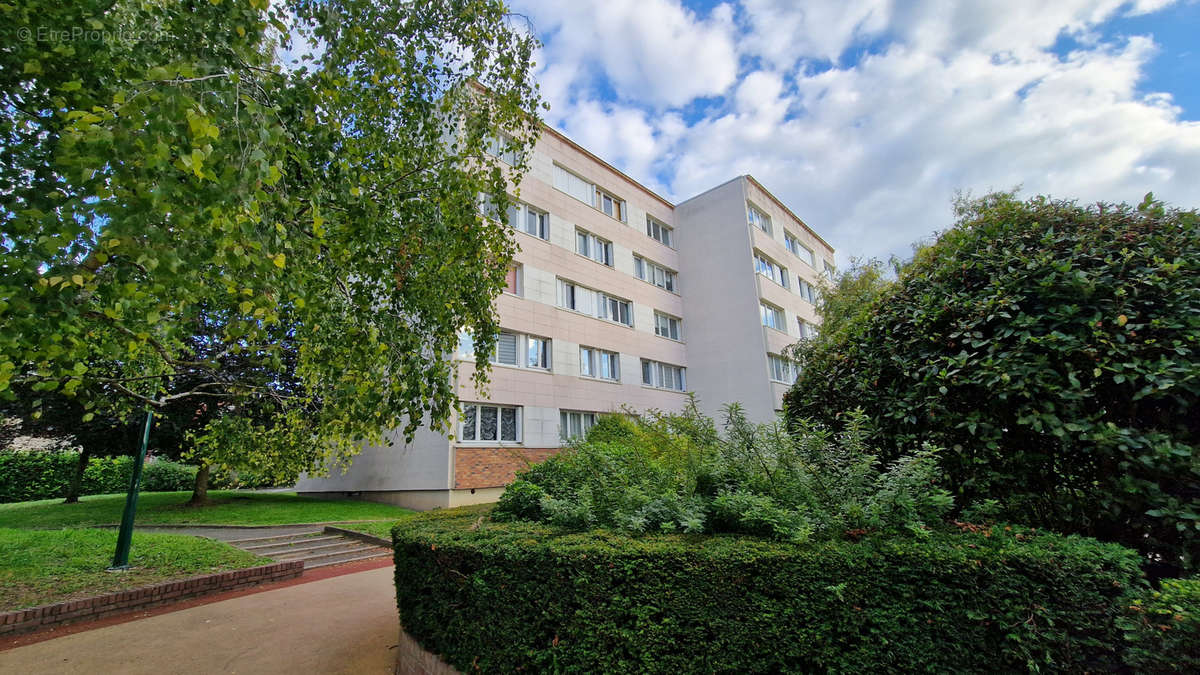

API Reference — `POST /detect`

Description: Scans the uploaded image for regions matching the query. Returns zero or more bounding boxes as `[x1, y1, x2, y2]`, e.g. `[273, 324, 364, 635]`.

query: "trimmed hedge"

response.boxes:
[0, 451, 198, 502]
[393, 506, 1145, 673]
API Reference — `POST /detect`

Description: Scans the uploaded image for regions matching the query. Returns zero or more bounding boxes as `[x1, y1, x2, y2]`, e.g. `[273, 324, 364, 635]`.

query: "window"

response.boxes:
[754, 252, 789, 289]
[797, 319, 818, 340]
[748, 203, 772, 235]
[560, 410, 597, 441]
[823, 260, 836, 280]
[654, 312, 681, 340]
[456, 331, 474, 359]
[601, 294, 632, 326]
[554, 165, 593, 205]
[797, 279, 817, 304]
[580, 347, 620, 381]
[460, 403, 520, 443]
[785, 232, 816, 266]
[646, 217, 673, 247]
[595, 187, 626, 222]
[506, 201, 549, 240]
[504, 264, 522, 295]
[490, 332, 519, 365]
[527, 336, 550, 369]
[761, 302, 785, 331]
[576, 229, 613, 266]
[634, 256, 677, 292]
[768, 354, 796, 384]
[557, 279, 632, 327]
[641, 359, 686, 391]
[484, 134, 519, 165]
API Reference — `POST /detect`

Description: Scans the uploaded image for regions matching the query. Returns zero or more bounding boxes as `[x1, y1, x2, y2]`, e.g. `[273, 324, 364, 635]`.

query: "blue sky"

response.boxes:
[509, 0, 1200, 264]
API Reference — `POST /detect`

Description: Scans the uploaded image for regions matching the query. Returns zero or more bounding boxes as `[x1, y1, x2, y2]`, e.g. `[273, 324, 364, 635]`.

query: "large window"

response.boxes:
[595, 186, 626, 222]
[460, 403, 520, 443]
[654, 312, 681, 340]
[748, 203, 772, 235]
[797, 279, 817, 304]
[797, 319, 818, 340]
[634, 256, 677, 292]
[486, 332, 550, 369]
[768, 354, 796, 384]
[554, 165, 593, 205]
[641, 359, 686, 391]
[560, 410, 597, 441]
[580, 346, 620, 381]
[557, 279, 633, 327]
[785, 232, 816, 266]
[754, 252, 789, 289]
[485, 134, 519, 165]
[646, 216, 673, 247]
[506, 201, 549, 240]
[576, 229, 614, 266]
[761, 302, 785, 331]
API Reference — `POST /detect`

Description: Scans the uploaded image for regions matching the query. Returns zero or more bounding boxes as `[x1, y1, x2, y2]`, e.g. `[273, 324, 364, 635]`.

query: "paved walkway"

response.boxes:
[0, 566, 399, 674]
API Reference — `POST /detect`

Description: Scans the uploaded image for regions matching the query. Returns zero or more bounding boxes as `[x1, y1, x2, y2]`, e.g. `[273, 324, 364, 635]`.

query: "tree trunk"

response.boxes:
[187, 463, 211, 506]
[63, 448, 89, 504]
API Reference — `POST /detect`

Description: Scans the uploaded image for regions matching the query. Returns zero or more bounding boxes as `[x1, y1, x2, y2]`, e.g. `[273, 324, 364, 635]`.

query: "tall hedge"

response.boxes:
[0, 450, 198, 502]
[784, 193, 1200, 574]
[393, 506, 1144, 673]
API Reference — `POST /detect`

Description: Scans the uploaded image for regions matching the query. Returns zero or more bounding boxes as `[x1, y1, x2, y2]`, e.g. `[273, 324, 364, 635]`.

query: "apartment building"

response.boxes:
[295, 128, 835, 510]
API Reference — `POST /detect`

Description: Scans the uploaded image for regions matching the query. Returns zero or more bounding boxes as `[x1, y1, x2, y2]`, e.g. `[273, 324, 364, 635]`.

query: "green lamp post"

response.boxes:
[109, 409, 154, 570]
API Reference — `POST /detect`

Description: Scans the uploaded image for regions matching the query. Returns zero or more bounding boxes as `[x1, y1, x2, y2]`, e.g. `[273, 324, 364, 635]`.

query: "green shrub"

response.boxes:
[493, 403, 952, 541]
[0, 450, 76, 502]
[141, 459, 198, 492]
[393, 506, 1144, 673]
[0, 450, 205, 502]
[1120, 577, 1200, 672]
[785, 193, 1200, 573]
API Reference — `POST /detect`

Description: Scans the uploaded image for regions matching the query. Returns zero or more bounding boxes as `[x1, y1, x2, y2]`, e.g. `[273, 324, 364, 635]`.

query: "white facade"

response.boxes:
[297, 128, 835, 509]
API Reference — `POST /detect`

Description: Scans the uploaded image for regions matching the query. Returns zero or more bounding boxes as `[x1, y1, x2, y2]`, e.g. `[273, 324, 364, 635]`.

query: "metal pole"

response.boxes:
[110, 409, 153, 570]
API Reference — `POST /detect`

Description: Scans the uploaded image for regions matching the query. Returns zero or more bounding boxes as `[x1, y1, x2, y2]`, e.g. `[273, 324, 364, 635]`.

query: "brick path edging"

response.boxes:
[0, 560, 304, 637]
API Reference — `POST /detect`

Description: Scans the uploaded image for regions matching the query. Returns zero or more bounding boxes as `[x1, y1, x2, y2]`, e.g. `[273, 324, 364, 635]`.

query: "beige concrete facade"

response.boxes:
[298, 128, 834, 509]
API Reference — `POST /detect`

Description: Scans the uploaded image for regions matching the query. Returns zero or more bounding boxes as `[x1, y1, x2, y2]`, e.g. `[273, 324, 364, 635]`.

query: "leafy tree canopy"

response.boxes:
[0, 0, 542, 480]
[785, 191, 1200, 575]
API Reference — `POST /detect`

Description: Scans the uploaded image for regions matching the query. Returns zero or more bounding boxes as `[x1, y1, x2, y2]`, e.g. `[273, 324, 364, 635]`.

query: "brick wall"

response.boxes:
[454, 447, 560, 489]
[0, 561, 303, 637]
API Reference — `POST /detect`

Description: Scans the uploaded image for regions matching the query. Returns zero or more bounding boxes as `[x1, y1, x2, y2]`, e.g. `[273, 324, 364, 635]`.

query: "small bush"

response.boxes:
[493, 402, 953, 541]
[1120, 577, 1200, 672]
[81, 455, 133, 495]
[141, 460, 198, 492]
[394, 506, 1145, 673]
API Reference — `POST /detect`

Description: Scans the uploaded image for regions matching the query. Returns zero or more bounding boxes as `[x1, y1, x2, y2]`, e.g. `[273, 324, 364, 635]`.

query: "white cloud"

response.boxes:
[514, 0, 1200, 264]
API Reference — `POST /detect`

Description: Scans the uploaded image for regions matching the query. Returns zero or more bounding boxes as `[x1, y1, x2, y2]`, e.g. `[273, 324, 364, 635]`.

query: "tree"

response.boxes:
[784, 192, 1200, 576]
[0, 0, 542, 501]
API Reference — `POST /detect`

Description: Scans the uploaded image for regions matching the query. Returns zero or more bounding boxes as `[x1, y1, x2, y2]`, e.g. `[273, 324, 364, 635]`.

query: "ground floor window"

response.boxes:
[460, 403, 520, 443]
[560, 410, 598, 441]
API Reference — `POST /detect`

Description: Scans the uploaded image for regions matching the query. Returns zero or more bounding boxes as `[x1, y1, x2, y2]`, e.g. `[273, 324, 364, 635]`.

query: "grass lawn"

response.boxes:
[0, 491, 414, 530]
[0, 528, 266, 610]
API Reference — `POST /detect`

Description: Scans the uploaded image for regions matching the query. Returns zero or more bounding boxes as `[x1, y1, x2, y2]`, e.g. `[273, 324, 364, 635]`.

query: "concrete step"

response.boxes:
[274, 543, 386, 564]
[224, 531, 323, 545]
[267, 540, 374, 558]
[242, 535, 342, 552]
[304, 549, 393, 569]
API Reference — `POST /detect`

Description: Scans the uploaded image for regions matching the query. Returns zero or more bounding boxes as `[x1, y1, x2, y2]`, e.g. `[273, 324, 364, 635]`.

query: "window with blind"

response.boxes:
[553, 165, 593, 205]
[557, 279, 632, 327]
